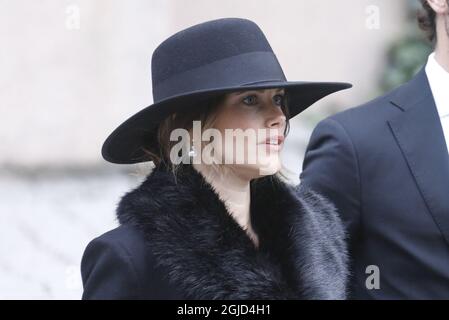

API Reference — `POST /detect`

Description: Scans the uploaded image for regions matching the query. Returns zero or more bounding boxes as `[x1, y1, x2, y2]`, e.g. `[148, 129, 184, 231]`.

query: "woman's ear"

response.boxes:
[426, 0, 449, 15]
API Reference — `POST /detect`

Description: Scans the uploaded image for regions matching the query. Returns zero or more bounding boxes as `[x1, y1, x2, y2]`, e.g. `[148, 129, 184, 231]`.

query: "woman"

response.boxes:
[81, 18, 351, 300]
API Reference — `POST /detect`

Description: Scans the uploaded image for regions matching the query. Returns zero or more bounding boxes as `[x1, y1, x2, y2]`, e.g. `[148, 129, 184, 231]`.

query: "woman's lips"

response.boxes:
[259, 135, 284, 144]
[259, 135, 285, 152]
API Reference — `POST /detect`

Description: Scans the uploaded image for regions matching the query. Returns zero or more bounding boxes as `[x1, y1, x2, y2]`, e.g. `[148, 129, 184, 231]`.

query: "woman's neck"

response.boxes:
[192, 164, 259, 247]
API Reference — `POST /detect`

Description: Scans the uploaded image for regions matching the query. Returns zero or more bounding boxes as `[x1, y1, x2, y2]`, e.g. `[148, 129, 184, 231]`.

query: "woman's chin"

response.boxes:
[232, 155, 282, 178]
[257, 158, 282, 176]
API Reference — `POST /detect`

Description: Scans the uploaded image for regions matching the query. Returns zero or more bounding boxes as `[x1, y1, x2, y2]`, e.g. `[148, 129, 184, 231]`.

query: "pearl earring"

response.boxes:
[189, 139, 197, 158]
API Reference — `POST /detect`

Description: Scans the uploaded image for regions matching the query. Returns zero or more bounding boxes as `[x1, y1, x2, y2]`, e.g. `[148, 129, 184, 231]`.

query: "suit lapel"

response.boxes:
[388, 68, 449, 246]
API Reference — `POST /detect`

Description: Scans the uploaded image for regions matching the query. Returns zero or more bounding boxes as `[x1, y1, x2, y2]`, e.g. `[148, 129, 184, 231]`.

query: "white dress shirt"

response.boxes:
[425, 52, 449, 153]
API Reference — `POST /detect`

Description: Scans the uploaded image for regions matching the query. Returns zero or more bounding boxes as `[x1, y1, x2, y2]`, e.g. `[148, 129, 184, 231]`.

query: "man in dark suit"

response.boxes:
[300, 0, 449, 299]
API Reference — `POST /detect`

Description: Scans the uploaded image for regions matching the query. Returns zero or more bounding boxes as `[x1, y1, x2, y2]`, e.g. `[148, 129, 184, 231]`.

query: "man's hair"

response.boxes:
[417, 0, 437, 42]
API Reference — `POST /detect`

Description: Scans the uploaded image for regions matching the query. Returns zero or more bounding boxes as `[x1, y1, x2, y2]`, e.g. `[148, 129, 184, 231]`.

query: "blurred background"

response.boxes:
[0, 0, 432, 299]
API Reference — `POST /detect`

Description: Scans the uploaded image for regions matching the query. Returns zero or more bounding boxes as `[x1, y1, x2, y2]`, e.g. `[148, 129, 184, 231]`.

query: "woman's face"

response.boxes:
[205, 88, 287, 179]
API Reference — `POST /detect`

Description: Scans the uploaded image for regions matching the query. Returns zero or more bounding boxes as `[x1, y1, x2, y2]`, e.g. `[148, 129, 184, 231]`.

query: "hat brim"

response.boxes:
[102, 81, 352, 164]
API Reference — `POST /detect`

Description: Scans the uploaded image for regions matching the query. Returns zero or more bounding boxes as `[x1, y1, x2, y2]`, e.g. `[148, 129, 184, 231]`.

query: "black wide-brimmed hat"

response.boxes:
[102, 17, 351, 164]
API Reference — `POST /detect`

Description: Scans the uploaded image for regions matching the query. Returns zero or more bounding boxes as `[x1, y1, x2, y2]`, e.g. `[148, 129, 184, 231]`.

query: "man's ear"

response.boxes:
[426, 0, 449, 15]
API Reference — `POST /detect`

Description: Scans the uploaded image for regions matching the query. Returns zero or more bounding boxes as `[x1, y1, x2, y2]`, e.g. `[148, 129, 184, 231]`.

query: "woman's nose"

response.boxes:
[266, 105, 286, 129]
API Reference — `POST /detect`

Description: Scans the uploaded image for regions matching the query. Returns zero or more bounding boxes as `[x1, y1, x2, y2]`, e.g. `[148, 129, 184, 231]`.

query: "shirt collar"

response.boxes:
[425, 52, 449, 118]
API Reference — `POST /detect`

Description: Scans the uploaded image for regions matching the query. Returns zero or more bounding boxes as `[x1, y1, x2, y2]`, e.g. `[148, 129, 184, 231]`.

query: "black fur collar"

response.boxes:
[116, 164, 348, 299]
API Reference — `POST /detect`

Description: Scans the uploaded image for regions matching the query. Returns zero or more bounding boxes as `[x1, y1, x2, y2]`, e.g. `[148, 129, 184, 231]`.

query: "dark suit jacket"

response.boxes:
[300, 67, 449, 299]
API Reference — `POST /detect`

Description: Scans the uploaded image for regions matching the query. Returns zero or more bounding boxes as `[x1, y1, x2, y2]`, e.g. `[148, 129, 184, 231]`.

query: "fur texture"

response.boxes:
[116, 164, 349, 299]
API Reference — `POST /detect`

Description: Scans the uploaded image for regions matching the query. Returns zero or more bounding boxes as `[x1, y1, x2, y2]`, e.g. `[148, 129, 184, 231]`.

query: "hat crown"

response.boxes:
[102, 17, 352, 164]
[150, 18, 284, 102]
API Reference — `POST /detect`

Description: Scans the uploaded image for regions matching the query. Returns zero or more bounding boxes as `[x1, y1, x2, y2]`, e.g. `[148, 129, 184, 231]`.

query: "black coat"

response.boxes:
[81, 164, 348, 299]
[301, 67, 449, 299]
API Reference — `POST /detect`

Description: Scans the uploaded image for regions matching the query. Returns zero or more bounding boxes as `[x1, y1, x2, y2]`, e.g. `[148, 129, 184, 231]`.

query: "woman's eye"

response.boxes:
[273, 94, 285, 106]
[242, 95, 258, 106]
